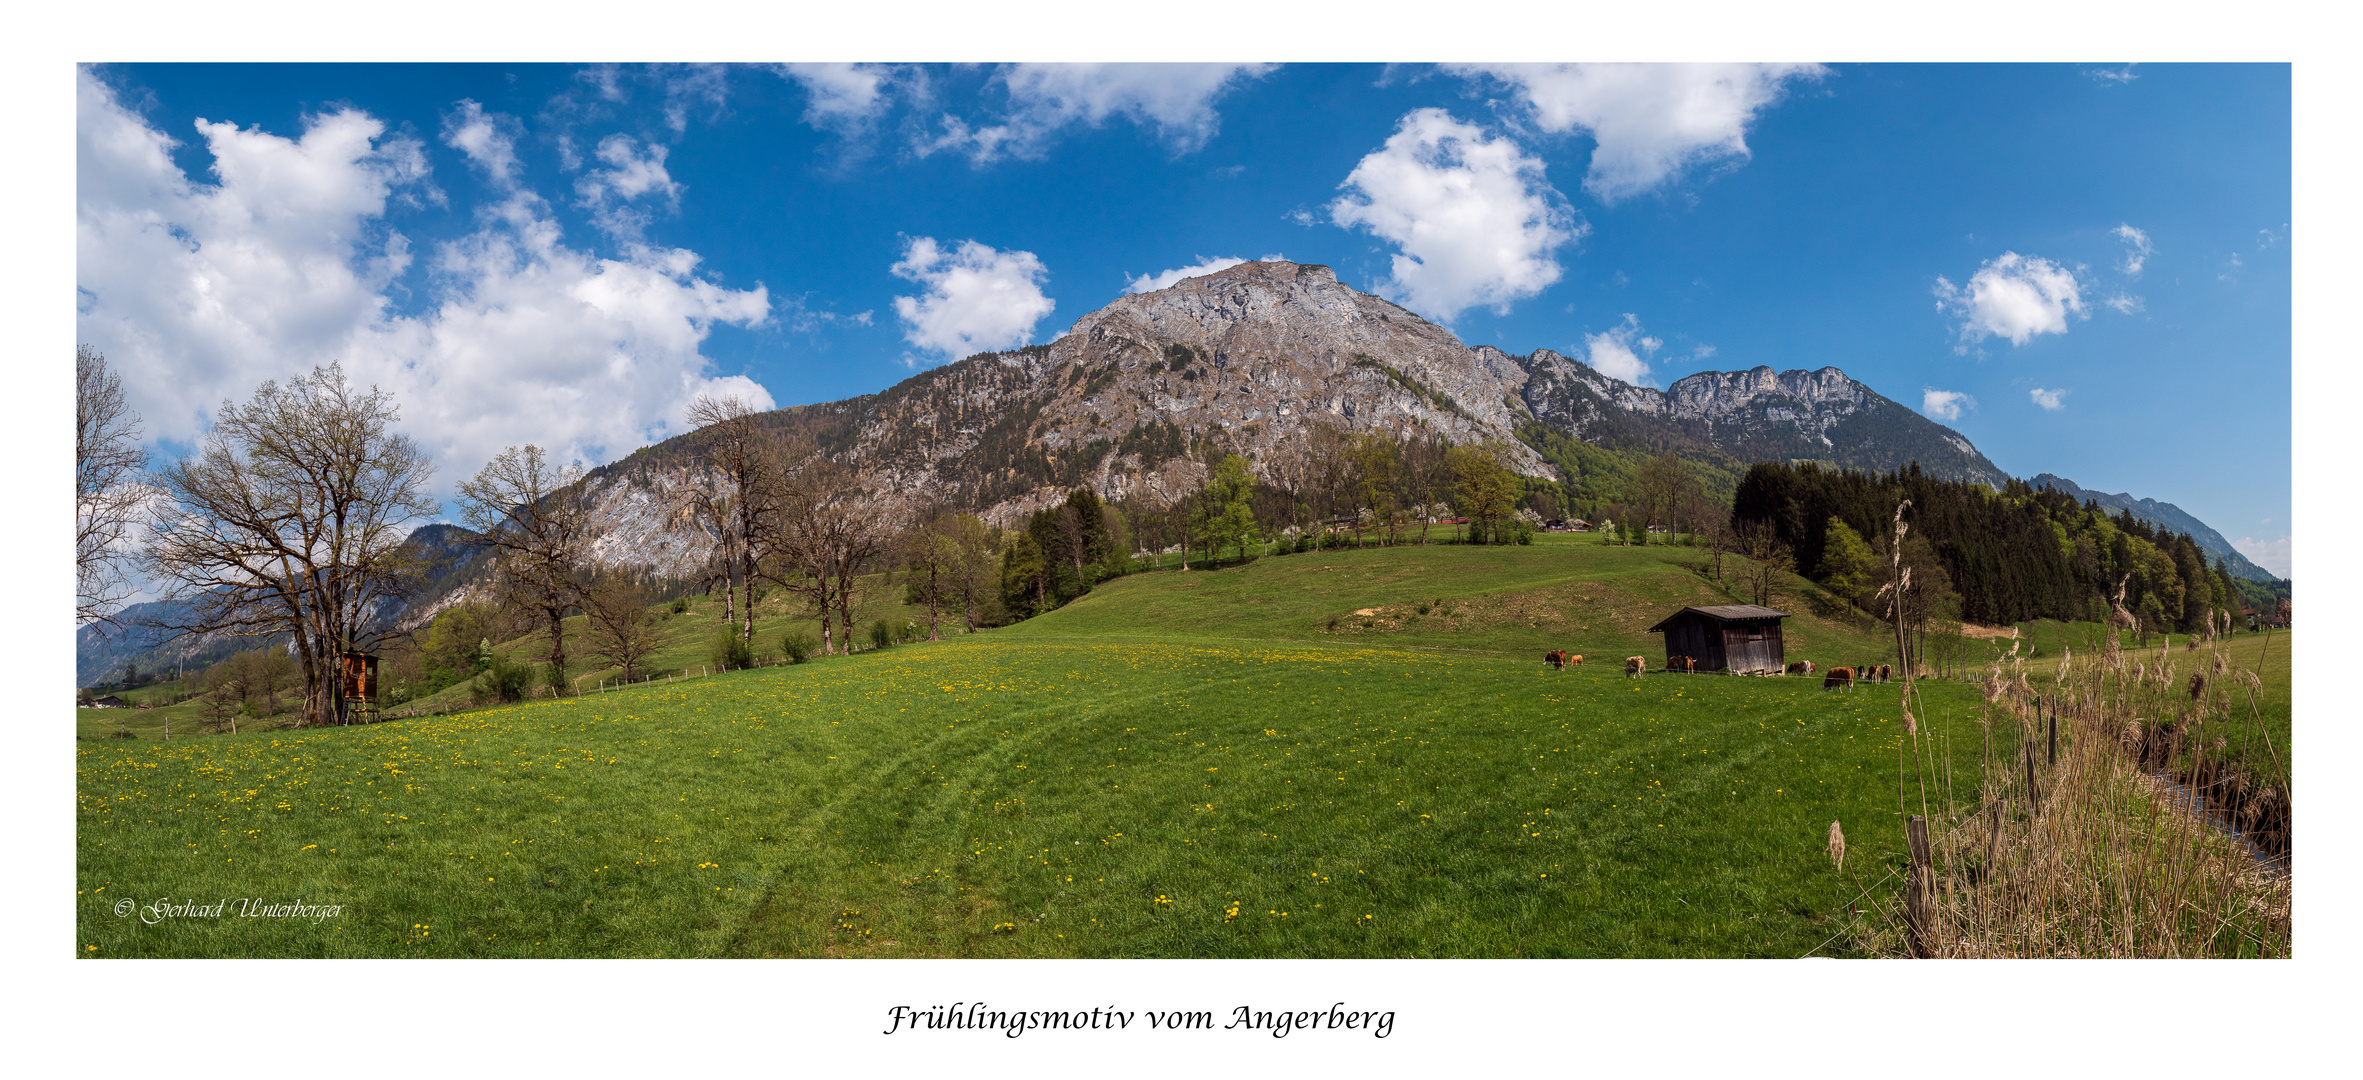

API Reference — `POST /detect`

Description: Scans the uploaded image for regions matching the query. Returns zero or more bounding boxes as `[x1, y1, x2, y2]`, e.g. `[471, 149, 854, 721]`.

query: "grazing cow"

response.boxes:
[1877, 664, 1892, 683]
[1784, 660, 1815, 676]
[1670, 655, 1697, 674]
[1544, 650, 1568, 670]
[1567, 654, 1583, 666]
[1822, 666, 1855, 692]
[1624, 656, 1647, 678]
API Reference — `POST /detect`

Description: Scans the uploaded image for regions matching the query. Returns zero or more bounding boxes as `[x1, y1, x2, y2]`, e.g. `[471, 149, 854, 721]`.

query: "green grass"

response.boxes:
[1994, 618, 2292, 785]
[1026, 535, 1887, 666]
[76, 538, 2012, 958]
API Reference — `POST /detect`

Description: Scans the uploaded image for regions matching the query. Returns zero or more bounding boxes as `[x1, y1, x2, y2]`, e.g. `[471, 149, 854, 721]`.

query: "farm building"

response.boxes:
[1645, 604, 1791, 674]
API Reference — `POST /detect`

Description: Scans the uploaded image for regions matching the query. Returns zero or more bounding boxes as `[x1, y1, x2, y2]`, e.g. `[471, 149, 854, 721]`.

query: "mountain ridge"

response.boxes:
[581, 260, 2008, 574]
[2030, 473, 2280, 583]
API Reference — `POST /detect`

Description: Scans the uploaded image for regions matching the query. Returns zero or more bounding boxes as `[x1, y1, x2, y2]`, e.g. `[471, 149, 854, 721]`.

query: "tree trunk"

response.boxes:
[741, 553, 756, 649]
[926, 564, 942, 641]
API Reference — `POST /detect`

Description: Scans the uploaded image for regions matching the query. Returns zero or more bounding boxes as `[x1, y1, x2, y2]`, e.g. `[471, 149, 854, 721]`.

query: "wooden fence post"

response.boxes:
[2024, 740, 2041, 813]
[1906, 815, 1934, 957]
[1984, 797, 2005, 873]
[2047, 705, 2057, 767]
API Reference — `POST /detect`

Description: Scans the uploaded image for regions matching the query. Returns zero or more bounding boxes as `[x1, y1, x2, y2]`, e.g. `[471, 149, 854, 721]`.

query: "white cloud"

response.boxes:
[890, 236, 1056, 363]
[2103, 293, 2145, 315]
[655, 65, 730, 134]
[2231, 535, 2291, 579]
[1580, 314, 1661, 387]
[1450, 63, 1827, 203]
[1933, 252, 2086, 348]
[779, 62, 898, 136]
[1921, 388, 1975, 422]
[2220, 252, 2244, 281]
[75, 70, 772, 501]
[574, 134, 681, 240]
[1328, 108, 1583, 321]
[920, 63, 1275, 163]
[2029, 387, 2070, 411]
[442, 100, 524, 188]
[1123, 253, 1289, 294]
[2112, 223, 2153, 275]
[2087, 65, 2140, 84]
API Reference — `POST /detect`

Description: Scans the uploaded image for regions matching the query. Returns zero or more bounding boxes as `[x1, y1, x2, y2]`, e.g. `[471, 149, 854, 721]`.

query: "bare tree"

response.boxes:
[1736, 520, 1793, 607]
[758, 445, 895, 655]
[1631, 451, 1696, 545]
[662, 465, 740, 628]
[1348, 434, 1399, 547]
[940, 514, 997, 629]
[459, 445, 595, 693]
[1687, 493, 1735, 582]
[903, 508, 968, 641]
[78, 346, 148, 625]
[1400, 435, 1447, 544]
[144, 362, 437, 726]
[684, 395, 776, 650]
[581, 569, 662, 681]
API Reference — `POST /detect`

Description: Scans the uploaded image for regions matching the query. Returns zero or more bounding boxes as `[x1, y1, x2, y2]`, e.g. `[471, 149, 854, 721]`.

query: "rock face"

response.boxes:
[578, 259, 2006, 562]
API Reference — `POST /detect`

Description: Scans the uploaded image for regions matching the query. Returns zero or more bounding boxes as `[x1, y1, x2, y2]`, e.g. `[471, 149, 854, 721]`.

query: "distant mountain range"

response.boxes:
[77, 523, 491, 688]
[2030, 474, 2280, 582]
[84, 260, 2271, 683]
[576, 260, 2008, 570]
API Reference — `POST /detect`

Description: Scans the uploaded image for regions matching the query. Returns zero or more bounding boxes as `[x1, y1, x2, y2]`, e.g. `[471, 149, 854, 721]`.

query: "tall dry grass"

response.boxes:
[1829, 511, 2289, 958]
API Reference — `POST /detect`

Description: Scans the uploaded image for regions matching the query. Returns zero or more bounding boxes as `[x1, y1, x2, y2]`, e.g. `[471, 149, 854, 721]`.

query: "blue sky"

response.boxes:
[76, 63, 2291, 573]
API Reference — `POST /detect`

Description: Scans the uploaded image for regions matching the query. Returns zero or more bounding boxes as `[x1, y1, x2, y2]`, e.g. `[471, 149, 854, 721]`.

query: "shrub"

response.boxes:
[869, 619, 894, 650]
[474, 653, 534, 704]
[710, 628, 754, 672]
[545, 661, 569, 697]
[670, 596, 689, 615]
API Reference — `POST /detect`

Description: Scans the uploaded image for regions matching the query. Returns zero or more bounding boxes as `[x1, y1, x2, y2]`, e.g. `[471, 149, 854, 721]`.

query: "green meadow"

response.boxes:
[77, 537, 2178, 958]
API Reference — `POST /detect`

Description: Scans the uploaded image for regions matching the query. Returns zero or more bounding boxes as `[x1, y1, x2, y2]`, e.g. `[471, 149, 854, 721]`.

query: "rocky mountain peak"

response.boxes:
[570, 261, 2011, 567]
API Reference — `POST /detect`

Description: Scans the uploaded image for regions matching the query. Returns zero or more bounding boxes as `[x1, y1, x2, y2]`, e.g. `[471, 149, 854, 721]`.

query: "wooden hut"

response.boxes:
[1645, 604, 1790, 674]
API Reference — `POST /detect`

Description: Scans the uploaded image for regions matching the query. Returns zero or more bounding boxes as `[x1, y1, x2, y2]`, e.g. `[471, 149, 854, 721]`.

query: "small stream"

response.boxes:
[2144, 769, 2289, 878]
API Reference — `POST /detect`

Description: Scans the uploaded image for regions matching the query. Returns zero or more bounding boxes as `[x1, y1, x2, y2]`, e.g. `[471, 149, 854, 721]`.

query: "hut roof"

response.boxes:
[1645, 604, 1791, 633]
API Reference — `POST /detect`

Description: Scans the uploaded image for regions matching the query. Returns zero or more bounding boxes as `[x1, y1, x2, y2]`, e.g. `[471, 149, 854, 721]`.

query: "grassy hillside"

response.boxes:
[78, 535, 2281, 957]
[79, 633, 1991, 958]
[1017, 534, 1899, 668]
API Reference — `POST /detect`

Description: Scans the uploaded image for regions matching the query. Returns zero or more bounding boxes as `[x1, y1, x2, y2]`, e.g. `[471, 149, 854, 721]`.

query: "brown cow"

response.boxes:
[1670, 655, 1697, 674]
[1624, 656, 1647, 678]
[1877, 664, 1892, 683]
[1568, 654, 1583, 666]
[1822, 666, 1855, 691]
[1784, 660, 1815, 676]
[1544, 650, 1568, 670]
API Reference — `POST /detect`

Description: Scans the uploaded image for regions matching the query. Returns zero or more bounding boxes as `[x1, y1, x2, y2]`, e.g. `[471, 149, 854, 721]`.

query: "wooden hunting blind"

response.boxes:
[1645, 605, 1790, 674]
[338, 651, 380, 724]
